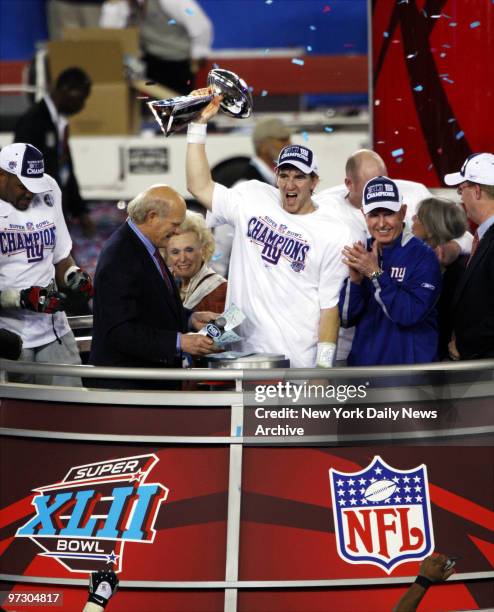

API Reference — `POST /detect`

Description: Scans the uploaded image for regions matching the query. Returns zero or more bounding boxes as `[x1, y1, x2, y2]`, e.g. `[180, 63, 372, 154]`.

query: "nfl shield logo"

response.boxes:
[329, 456, 434, 573]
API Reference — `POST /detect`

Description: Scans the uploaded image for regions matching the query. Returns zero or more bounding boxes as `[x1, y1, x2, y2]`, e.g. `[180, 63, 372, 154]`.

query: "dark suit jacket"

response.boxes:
[14, 98, 87, 218]
[452, 222, 494, 359]
[88, 223, 188, 389]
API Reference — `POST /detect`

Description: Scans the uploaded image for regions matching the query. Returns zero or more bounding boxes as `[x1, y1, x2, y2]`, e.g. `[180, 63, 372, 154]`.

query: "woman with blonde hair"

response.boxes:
[166, 211, 227, 312]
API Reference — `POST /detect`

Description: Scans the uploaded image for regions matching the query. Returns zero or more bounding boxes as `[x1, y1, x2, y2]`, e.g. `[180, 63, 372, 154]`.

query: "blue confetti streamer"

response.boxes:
[324, 126, 334, 133]
[185, 7, 194, 15]
[470, 21, 481, 28]
[455, 131, 465, 140]
[168, 19, 176, 25]
[302, 131, 309, 141]
[292, 58, 305, 66]
[392, 148, 404, 157]
[413, 85, 423, 92]
[260, 90, 268, 97]
[265, 0, 273, 4]
[264, 48, 270, 54]
[383, 31, 389, 38]
[310, 25, 317, 31]
[307, 45, 313, 52]
[235, 426, 242, 436]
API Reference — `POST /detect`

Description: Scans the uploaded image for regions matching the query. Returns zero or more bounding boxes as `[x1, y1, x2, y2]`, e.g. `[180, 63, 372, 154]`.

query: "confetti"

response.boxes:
[395, 157, 403, 163]
[406, 52, 418, 59]
[455, 130, 465, 140]
[292, 58, 305, 66]
[392, 148, 405, 157]
[213, 62, 219, 68]
[264, 48, 270, 54]
[307, 45, 313, 52]
[442, 44, 451, 48]
[136, 95, 149, 100]
[430, 14, 441, 18]
[470, 21, 481, 28]
[260, 90, 268, 97]
[449, 22, 457, 27]
[302, 131, 309, 141]
[265, 0, 273, 4]
[324, 126, 334, 133]
[185, 7, 194, 15]
[440, 52, 446, 58]
[168, 19, 176, 25]
[374, 99, 380, 106]
[383, 31, 389, 38]
[442, 77, 454, 83]
[323, 5, 331, 12]
[310, 25, 317, 31]
[447, 118, 456, 123]
[377, 140, 386, 144]
[413, 85, 423, 92]
[427, 163, 434, 171]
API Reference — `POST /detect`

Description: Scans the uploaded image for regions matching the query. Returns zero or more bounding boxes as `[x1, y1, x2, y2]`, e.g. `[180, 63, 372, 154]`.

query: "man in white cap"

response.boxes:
[185, 94, 353, 368]
[0, 143, 93, 385]
[339, 176, 441, 365]
[444, 153, 494, 360]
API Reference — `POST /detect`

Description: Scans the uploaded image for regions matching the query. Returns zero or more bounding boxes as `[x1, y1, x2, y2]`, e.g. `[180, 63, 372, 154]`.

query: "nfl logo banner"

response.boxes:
[329, 456, 434, 573]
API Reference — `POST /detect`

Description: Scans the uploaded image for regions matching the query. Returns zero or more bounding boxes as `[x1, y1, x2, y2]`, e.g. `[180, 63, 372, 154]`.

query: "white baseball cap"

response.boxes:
[0, 143, 52, 193]
[444, 152, 494, 186]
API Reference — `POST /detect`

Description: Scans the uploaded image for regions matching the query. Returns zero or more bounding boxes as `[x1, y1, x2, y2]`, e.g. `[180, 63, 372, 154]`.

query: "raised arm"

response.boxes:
[185, 89, 222, 210]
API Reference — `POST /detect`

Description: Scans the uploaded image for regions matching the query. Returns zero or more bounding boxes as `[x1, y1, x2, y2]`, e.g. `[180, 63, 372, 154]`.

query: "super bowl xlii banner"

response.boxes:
[1, 439, 492, 610]
[372, 0, 494, 186]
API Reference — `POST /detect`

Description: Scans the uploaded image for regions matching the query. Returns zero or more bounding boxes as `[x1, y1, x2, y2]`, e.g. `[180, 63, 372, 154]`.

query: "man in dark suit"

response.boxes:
[14, 67, 95, 237]
[444, 153, 494, 360]
[88, 184, 219, 389]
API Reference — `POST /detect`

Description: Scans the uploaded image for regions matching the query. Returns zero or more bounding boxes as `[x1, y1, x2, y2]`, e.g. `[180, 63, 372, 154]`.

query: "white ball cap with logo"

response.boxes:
[444, 152, 494, 186]
[0, 143, 52, 193]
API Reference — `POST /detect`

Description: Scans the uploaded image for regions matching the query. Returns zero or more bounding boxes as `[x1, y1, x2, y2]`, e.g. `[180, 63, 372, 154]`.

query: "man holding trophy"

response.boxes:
[154, 71, 351, 368]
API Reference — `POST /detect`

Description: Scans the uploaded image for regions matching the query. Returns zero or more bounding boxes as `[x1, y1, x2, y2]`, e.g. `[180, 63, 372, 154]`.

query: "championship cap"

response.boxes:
[0, 143, 52, 193]
[444, 152, 494, 186]
[362, 176, 402, 214]
[252, 118, 291, 145]
[275, 145, 319, 175]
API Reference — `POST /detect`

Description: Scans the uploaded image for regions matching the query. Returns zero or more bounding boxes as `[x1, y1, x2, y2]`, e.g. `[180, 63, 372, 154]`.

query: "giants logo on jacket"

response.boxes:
[329, 456, 434, 573]
[16, 454, 168, 574]
[0, 223, 56, 262]
[247, 215, 310, 271]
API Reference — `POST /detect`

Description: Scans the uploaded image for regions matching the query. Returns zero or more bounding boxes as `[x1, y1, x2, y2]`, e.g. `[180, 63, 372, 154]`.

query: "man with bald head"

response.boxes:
[89, 184, 219, 389]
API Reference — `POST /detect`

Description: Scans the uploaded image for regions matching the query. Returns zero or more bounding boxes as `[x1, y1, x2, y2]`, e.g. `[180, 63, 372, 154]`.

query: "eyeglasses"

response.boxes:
[457, 182, 476, 195]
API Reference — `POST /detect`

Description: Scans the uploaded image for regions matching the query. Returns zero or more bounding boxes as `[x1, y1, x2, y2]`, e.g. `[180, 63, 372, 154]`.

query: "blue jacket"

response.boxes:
[339, 229, 441, 365]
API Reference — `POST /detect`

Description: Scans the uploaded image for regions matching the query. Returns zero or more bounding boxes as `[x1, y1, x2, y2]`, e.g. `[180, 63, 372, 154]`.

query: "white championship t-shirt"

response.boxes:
[0, 175, 72, 348]
[210, 180, 354, 367]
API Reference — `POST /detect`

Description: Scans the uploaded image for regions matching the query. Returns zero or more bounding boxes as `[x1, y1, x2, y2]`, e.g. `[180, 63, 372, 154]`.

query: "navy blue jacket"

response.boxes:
[89, 223, 188, 388]
[339, 229, 441, 365]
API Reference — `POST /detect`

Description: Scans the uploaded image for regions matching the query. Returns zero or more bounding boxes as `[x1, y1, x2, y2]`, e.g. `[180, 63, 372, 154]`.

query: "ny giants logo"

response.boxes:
[16, 454, 168, 574]
[247, 216, 310, 271]
[329, 456, 434, 573]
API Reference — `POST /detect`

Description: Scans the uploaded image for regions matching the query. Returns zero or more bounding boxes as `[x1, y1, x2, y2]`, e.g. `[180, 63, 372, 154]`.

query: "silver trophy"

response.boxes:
[147, 69, 253, 137]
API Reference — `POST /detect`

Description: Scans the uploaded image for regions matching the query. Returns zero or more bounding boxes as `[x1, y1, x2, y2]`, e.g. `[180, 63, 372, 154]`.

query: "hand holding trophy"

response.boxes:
[147, 69, 253, 136]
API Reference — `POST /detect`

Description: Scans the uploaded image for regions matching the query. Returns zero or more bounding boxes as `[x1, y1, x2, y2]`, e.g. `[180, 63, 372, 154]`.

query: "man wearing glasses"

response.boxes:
[444, 153, 494, 360]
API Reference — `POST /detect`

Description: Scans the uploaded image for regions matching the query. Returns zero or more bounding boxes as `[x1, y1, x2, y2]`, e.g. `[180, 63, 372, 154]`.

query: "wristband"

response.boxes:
[414, 575, 433, 590]
[316, 342, 336, 368]
[187, 122, 207, 144]
[63, 265, 80, 286]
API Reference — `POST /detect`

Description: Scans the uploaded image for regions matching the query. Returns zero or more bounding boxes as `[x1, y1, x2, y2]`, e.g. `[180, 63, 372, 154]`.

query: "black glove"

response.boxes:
[0, 329, 23, 360]
[87, 570, 119, 609]
[65, 267, 94, 300]
[19, 286, 66, 314]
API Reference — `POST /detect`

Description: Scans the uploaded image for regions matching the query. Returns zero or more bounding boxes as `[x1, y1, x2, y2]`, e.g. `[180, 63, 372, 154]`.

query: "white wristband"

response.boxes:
[316, 342, 336, 368]
[0, 288, 21, 309]
[63, 265, 80, 285]
[187, 122, 207, 144]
